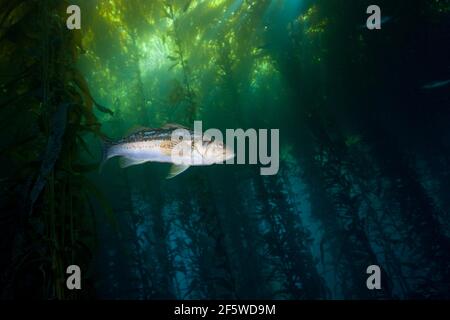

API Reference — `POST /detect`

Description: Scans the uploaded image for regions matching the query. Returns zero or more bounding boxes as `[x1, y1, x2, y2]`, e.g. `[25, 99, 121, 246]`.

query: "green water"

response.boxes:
[0, 0, 449, 299]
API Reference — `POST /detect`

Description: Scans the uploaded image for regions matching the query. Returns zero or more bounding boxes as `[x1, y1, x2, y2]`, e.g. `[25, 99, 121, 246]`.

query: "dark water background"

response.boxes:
[0, 0, 449, 299]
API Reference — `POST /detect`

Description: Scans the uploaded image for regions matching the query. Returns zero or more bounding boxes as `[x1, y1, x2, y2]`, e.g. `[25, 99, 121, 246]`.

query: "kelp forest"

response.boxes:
[0, 0, 449, 300]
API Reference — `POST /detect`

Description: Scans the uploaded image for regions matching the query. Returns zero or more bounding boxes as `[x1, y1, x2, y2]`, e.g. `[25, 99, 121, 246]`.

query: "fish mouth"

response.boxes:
[223, 148, 235, 161]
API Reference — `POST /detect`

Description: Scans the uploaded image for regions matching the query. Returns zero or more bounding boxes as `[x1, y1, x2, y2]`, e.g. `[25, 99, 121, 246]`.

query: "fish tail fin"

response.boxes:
[99, 136, 113, 173]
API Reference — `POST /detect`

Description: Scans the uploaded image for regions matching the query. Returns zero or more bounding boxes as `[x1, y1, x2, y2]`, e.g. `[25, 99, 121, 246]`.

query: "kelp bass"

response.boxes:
[101, 124, 234, 179]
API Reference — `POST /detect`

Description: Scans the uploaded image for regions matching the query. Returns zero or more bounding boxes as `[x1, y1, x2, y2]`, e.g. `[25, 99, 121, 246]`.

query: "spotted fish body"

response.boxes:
[101, 124, 234, 179]
[107, 128, 178, 164]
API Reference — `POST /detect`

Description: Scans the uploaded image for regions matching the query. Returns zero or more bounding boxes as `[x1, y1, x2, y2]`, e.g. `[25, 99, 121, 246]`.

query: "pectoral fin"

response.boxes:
[166, 164, 190, 179]
[119, 157, 149, 168]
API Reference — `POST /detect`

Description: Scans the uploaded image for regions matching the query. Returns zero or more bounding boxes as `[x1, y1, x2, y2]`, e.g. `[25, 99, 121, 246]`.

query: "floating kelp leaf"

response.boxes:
[168, 62, 179, 70]
[76, 134, 94, 157]
[25, 103, 70, 217]
[183, 0, 192, 12]
[345, 135, 362, 147]
[0, 1, 31, 30]
[70, 68, 114, 118]
[163, 6, 172, 19]
[94, 102, 114, 115]
[70, 29, 84, 60]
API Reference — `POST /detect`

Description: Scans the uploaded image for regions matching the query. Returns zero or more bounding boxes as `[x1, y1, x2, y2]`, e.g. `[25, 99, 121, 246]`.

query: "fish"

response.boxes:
[358, 16, 393, 29]
[100, 124, 235, 179]
[421, 79, 450, 90]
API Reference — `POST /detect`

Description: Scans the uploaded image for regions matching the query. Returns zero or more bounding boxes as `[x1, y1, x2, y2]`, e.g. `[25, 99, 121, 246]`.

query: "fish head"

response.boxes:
[196, 134, 234, 164]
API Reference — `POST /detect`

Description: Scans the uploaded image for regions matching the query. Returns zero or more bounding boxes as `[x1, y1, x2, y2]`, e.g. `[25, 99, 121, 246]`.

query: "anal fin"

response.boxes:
[166, 164, 190, 179]
[119, 157, 149, 168]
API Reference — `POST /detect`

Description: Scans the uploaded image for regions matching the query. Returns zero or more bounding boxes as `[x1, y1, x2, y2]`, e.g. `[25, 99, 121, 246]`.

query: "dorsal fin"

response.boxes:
[162, 123, 189, 130]
[124, 125, 153, 136]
